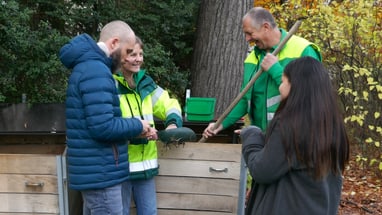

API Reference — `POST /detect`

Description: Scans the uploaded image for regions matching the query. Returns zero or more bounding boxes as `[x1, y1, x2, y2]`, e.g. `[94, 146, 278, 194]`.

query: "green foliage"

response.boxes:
[59, 0, 199, 102]
[0, 0, 70, 103]
[142, 41, 188, 100]
[270, 0, 382, 174]
[0, 0, 199, 105]
[119, 0, 199, 102]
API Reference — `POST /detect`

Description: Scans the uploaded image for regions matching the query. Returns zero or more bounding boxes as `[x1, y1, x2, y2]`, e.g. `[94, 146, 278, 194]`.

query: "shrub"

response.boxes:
[269, 0, 382, 174]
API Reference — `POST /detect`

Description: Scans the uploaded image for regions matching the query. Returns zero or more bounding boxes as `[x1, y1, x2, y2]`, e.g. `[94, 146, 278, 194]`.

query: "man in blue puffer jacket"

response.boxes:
[59, 20, 154, 215]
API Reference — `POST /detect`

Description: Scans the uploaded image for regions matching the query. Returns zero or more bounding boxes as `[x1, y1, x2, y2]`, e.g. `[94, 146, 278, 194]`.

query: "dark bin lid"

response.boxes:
[0, 103, 66, 133]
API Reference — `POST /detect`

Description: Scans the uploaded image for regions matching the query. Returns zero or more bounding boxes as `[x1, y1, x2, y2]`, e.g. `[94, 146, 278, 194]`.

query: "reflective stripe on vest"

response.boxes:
[118, 91, 158, 170]
[129, 158, 158, 173]
[151, 87, 163, 106]
[267, 95, 281, 109]
[267, 112, 275, 121]
[167, 107, 182, 118]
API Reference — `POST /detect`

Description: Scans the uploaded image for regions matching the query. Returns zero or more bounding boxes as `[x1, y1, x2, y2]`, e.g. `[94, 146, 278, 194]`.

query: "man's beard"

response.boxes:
[110, 48, 121, 74]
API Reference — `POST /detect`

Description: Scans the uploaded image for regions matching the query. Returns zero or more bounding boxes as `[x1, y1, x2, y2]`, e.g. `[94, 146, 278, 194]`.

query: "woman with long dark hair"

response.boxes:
[241, 56, 350, 215]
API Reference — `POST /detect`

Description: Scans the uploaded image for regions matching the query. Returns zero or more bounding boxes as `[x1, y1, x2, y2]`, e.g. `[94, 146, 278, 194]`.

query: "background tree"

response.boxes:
[191, 0, 253, 116]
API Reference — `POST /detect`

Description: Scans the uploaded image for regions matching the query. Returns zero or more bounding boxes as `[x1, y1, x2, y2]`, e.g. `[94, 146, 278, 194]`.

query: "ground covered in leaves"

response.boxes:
[338, 147, 382, 215]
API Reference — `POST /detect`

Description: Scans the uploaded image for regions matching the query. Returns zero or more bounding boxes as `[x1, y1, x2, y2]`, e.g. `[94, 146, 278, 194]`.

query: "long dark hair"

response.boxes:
[269, 56, 349, 179]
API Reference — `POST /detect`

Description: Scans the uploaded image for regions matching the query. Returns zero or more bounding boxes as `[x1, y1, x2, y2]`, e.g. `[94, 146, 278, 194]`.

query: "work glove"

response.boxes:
[157, 127, 196, 147]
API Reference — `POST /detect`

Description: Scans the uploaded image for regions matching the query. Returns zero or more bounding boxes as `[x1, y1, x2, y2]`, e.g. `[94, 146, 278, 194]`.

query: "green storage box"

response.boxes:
[186, 97, 216, 122]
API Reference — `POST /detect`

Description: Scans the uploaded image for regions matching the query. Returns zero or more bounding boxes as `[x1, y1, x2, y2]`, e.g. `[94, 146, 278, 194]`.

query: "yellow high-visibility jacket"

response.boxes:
[114, 70, 183, 180]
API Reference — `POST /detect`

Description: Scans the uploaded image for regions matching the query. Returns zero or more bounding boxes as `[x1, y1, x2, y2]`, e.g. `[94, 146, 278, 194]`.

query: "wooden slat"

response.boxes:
[130, 208, 233, 215]
[0, 174, 58, 194]
[158, 159, 240, 180]
[157, 210, 233, 215]
[0, 134, 66, 145]
[157, 142, 241, 162]
[156, 193, 236, 212]
[0, 144, 65, 154]
[0, 154, 57, 175]
[156, 176, 239, 196]
[0, 213, 57, 215]
[0, 193, 59, 213]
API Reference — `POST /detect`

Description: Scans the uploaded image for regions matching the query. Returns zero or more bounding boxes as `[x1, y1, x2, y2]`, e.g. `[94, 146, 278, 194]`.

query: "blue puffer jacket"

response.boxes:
[59, 34, 143, 190]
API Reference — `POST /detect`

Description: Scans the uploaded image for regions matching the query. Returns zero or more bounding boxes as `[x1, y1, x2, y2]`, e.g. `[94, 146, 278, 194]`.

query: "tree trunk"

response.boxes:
[190, 0, 253, 117]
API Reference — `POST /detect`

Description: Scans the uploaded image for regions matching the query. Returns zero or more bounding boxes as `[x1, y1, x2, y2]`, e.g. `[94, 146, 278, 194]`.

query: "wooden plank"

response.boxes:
[0, 213, 57, 215]
[0, 174, 58, 194]
[0, 144, 65, 154]
[158, 159, 240, 180]
[157, 210, 233, 215]
[156, 176, 239, 196]
[156, 193, 237, 212]
[0, 154, 57, 175]
[0, 193, 59, 213]
[157, 142, 242, 162]
[0, 134, 66, 145]
[130, 208, 233, 215]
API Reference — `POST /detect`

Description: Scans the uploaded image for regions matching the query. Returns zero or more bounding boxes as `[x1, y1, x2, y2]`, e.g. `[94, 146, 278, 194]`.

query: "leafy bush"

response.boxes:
[0, 0, 70, 103]
[269, 0, 382, 174]
[0, 0, 199, 106]
[121, 0, 199, 103]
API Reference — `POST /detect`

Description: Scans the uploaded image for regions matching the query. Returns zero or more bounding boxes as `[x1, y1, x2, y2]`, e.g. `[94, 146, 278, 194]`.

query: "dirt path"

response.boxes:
[338, 151, 381, 214]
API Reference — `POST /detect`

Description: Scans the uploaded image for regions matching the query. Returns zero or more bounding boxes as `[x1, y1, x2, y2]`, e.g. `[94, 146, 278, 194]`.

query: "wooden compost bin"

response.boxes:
[0, 103, 245, 215]
[0, 133, 70, 214]
[0, 103, 81, 215]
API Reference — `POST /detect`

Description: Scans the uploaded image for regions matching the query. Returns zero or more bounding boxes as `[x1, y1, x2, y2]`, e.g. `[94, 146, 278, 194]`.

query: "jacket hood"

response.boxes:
[59, 33, 112, 69]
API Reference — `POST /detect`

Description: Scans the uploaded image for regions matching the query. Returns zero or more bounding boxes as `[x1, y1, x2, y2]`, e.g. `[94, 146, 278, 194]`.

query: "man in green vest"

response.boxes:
[202, 7, 322, 205]
[203, 6, 321, 135]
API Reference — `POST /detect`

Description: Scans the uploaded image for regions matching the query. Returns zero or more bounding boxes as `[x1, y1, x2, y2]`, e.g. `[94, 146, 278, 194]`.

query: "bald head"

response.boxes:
[243, 7, 277, 29]
[98, 20, 136, 72]
[99, 20, 135, 44]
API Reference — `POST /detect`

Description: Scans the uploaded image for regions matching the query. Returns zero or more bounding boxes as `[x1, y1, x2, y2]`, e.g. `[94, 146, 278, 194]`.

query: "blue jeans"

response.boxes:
[82, 184, 123, 215]
[122, 178, 157, 215]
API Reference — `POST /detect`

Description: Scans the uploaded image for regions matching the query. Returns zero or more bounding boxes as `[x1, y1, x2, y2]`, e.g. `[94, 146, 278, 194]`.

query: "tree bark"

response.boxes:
[190, 0, 253, 117]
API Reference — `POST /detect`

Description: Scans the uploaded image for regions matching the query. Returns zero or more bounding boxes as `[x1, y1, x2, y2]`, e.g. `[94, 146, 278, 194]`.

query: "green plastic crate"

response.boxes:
[185, 97, 216, 122]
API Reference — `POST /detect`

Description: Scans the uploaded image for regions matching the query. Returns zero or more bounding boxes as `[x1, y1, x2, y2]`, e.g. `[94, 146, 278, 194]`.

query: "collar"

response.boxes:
[97, 42, 110, 57]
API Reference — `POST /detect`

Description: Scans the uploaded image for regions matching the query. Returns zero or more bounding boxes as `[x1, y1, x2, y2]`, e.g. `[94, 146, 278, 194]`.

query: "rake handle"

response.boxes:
[198, 20, 303, 143]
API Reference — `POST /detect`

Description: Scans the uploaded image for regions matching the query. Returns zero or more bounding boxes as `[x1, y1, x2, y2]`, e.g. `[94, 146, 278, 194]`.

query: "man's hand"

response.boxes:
[140, 119, 151, 134]
[139, 120, 157, 140]
[202, 122, 223, 139]
[261, 53, 278, 71]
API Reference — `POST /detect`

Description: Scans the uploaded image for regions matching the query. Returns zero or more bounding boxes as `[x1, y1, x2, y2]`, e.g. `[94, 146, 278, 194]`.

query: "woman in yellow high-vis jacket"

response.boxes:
[114, 36, 183, 215]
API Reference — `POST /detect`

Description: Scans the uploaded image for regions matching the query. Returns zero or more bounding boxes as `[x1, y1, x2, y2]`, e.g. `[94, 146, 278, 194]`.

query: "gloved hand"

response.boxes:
[157, 127, 196, 147]
[240, 126, 265, 149]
